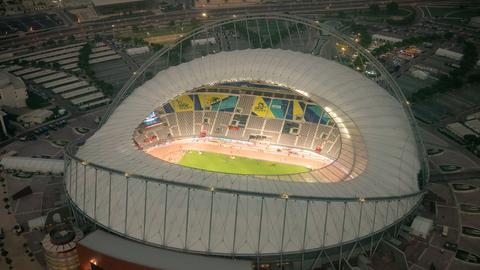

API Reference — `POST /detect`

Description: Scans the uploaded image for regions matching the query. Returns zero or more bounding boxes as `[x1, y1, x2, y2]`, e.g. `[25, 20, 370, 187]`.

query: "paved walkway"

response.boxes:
[0, 174, 43, 270]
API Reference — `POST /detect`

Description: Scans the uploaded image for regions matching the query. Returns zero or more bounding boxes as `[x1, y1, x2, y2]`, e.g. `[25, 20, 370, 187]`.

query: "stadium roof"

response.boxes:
[77, 49, 420, 199]
[67, 49, 422, 255]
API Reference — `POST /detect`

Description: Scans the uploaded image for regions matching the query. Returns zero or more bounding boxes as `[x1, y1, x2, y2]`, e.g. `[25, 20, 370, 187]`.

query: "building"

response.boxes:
[91, 0, 146, 15]
[372, 33, 403, 43]
[1, 0, 24, 15]
[410, 216, 433, 239]
[190, 37, 216, 46]
[194, 0, 260, 8]
[0, 70, 27, 108]
[0, 156, 64, 174]
[78, 230, 251, 270]
[20, 0, 57, 12]
[41, 224, 83, 270]
[126, 46, 150, 56]
[17, 109, 53, 126]
[470, 16, 480, 28]
[435, 48, 463, 61]
[64, 15, 427, 270]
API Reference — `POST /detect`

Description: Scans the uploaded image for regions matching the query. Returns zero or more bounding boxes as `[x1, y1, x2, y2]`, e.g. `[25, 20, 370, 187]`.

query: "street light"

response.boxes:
[201, 12, 207, 18]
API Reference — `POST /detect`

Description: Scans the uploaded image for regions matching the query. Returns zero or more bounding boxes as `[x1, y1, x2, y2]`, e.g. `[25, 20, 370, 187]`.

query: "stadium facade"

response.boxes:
[64, 15, 428, 270]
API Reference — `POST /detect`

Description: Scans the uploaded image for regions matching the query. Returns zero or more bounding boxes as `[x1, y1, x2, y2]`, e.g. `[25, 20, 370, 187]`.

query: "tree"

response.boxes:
[353, 56, 364, 70]
[458, 42, 478, 74]
[26, 91, 48, 109]
[386, 1, 399, 15]
[46, 39, 56, 46]
[444, 32, 454, 39]
[191, 18, 200, 27]
[369, 4, 380, 15]
[467, 73, 480, 83]
[145, 71, 153, 80]
[168, 20, 176, 27]
[152, 43, 164, 52]
[37, 61, 46, 68]
[464, 134, 478, 145]
[350, 23, 372, 48]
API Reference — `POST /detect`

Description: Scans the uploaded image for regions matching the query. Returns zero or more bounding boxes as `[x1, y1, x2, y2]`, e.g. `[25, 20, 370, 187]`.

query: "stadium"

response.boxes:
[64, 15, 428, 270]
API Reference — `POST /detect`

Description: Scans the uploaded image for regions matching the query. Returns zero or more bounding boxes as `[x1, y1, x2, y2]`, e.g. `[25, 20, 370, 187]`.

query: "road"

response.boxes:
[106, 40, 139, 71]
[0, 172, 43, 270]
[0, 0, 459, 50]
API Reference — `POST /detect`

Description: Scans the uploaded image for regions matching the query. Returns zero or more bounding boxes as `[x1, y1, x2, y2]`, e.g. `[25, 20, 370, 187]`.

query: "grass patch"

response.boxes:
[119, 23, 198, 42]
[427, 148, 444, 156]
[74, 127, 90, 134]
[452, 184, 477, 191]
[13, 172, 33, 178]
[439, 164, 462, 172]
[51, 140, 70, 147]
[178, 151, 311, 175]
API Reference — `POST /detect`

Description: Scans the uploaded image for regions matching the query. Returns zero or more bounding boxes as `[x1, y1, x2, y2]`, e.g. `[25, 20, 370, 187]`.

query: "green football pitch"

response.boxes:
[178, 151, 311, 175]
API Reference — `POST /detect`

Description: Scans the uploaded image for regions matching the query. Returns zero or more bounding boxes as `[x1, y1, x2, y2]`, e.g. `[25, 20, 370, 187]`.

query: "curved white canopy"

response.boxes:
[77, 49, 420, 199]
[67, 49, 422, 255]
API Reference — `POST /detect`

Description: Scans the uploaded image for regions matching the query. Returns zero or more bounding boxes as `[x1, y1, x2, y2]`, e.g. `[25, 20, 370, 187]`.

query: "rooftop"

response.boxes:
[79, 230, 251, 270]
[0, 70, 25, 90]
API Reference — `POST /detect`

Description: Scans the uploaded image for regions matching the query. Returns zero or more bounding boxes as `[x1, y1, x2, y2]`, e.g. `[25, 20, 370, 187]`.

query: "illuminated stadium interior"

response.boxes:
[133, 81, 343, 175]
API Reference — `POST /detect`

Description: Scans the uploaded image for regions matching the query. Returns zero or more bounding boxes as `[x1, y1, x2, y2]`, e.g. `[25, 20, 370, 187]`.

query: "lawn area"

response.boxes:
[178, 151, 311, 175]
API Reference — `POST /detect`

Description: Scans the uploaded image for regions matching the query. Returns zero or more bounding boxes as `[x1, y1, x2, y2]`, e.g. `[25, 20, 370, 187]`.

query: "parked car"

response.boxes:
[56, 120, 67, 128]
[444, 241, 458, 251]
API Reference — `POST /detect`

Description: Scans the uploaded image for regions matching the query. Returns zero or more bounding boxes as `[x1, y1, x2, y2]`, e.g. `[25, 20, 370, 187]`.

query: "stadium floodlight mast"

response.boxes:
[65, 14, 428, 270]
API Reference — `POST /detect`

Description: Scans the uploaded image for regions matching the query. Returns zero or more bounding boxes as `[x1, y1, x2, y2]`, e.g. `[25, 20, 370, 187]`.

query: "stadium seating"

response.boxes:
[136, 89, 342, 158]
